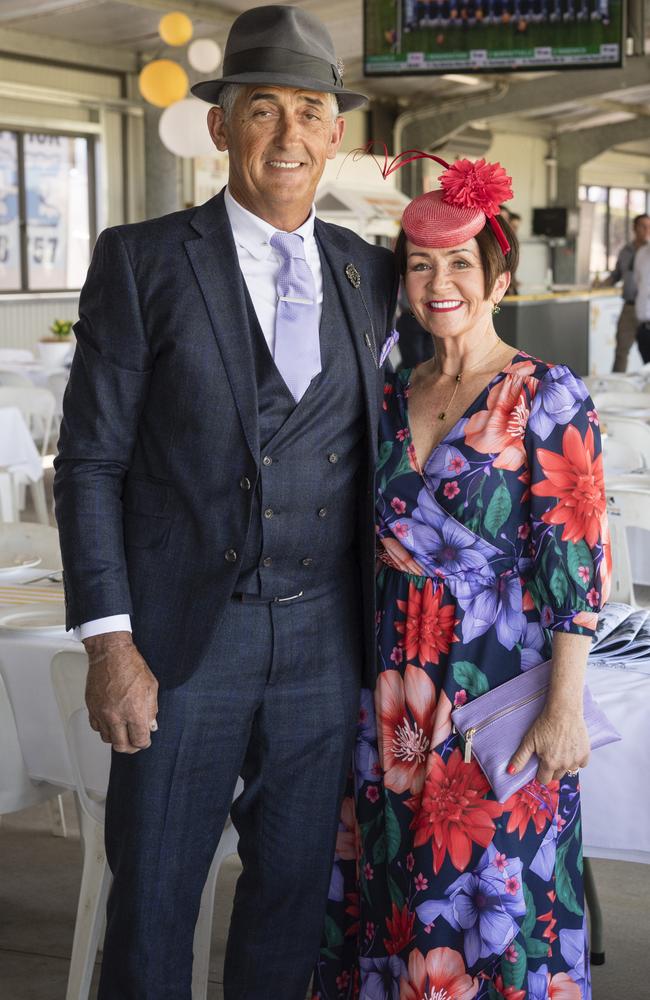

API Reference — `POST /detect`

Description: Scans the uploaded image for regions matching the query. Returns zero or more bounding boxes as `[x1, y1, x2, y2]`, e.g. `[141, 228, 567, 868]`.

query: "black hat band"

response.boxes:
[223, 47, 343, 89]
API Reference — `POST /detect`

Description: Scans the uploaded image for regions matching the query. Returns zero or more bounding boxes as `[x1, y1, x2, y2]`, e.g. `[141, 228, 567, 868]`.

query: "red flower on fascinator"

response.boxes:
[440, 159, 513, 217]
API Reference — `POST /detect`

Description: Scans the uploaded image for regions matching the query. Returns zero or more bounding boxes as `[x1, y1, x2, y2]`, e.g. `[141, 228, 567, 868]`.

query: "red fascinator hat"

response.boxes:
[351, 144, 514, 254]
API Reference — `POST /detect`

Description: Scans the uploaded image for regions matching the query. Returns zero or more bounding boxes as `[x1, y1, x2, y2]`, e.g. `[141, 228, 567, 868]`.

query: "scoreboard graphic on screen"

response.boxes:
[365, 0, 622, 73]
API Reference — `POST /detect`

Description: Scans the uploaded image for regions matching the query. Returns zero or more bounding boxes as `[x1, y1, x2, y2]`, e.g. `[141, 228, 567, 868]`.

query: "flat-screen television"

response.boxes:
[364, 1, 623, 75]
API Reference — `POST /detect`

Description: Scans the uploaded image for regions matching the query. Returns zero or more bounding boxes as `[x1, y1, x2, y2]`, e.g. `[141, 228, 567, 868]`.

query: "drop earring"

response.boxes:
[492, 303, 501, 315]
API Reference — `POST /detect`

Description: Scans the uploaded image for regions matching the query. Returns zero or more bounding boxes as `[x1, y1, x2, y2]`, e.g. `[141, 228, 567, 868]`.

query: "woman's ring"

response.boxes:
[566, 769, 579, 777]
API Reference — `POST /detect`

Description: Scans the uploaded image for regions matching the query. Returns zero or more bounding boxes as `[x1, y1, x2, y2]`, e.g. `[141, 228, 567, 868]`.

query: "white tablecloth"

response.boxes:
[0, 406, 43, 482]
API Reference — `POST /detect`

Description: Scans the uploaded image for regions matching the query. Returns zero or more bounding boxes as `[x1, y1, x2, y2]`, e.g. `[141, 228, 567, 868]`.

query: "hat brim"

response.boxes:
[191, 74, 367, 113]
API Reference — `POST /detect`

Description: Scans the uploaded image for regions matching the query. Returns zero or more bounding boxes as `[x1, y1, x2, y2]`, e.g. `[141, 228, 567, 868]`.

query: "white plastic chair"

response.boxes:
[0, 521, 62, 570]
[0, 386, 56, 524]
[592, 391, 650, 412]
[46, 370, 69, 420]
[0, 369, 33, 388]
[602, 436, 647, 478]
[51, 650, 239, 1000]
[584, 374, 645, 396]
[0, 349, 34, 364]
[600, 416, 650, 465]
[605, 485, 650, 605]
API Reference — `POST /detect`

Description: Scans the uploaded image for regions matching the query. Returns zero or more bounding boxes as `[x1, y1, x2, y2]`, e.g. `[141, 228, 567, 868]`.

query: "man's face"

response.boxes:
[208, 85, 345, 223]
[634, 216, 650, 244]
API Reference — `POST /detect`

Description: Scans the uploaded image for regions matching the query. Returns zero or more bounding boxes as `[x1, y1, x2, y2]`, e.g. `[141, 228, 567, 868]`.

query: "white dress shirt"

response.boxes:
[77, 187, 323, 640]
[634, 242, 650, 323]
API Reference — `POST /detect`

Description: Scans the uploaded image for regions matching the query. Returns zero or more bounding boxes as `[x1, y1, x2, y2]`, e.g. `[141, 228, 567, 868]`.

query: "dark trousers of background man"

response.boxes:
[96, 577, 362, 1000]
[612, 302, 639, 372]
[637, 321, 650, 365]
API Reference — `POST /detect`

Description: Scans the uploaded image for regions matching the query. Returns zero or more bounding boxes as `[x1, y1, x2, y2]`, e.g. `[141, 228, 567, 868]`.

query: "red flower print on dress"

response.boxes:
[587, 409, 599, 426]
[399, 946, 479, 1000]
[335, 797, 358, 860]
[578, 565, 590, 584]
[463, 376, 535, 471]
[530, 423, 606, 547]
[396, 428, 409, 441]
[490, 974, 526, 1000]
[444, 481, 460, 499]
[448, 456, 465, 474]
[376, 665, 437, 795]
[394, 579, 459, 665]
[407, 442, 419, 471]
[547, 972, 582, 999]
[383, 903, 416, 955]
[414, 873, 429, 891]
[454, 689, 468, 708]
[503, 779, 559, 839]
[586, 587, 599, 608]
[411, 748, 503, 873]
[391, 497, 407, 515]
[394, 522, 409, 540]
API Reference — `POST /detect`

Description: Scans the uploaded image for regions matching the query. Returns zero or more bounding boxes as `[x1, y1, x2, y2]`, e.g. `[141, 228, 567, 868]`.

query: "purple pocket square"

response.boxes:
[379, 329, 399, 366]
[451, 658, 621, 803]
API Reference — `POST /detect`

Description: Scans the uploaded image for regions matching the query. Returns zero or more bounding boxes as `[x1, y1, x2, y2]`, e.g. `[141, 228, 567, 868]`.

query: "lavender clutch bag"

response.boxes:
[451, 659, 621, 803]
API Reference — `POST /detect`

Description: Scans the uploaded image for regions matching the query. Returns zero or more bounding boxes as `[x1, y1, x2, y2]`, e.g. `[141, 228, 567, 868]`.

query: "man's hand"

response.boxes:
[83, 632, 158, 754]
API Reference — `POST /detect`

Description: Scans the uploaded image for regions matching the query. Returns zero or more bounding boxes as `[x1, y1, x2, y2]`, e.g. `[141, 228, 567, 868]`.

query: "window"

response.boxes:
[0, 130, 95, 293]
[580, 185, 650, 278]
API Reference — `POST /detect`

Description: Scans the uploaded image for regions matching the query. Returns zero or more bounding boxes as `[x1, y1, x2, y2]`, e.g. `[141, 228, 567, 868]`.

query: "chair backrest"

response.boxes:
[593, 391, 650, 412]
[606, 486, 650, 605]
[602, 437, 647, 477]
[51, 650, 110, 824]
[0, 386, 56, 457]
[0, 349, 34, 364]
[0, 522, 62, 570]
[0, 370, 33, 388]
[600, 416, 650, 462]
[45, 371, 69, 418]
[585, 374, 645, 396]
[0, 666, 60, 814]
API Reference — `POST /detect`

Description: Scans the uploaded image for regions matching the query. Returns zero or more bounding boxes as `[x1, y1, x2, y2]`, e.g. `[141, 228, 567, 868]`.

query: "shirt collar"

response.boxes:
[224, 186, 316, 261]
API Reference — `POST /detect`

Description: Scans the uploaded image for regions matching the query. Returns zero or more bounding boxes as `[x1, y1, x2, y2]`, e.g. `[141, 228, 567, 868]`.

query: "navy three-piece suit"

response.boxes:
[54, 191, 397, 999]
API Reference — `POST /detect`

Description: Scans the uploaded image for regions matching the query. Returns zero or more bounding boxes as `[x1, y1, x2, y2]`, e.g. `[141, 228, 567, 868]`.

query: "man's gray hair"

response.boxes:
[218, 82, 340, 122]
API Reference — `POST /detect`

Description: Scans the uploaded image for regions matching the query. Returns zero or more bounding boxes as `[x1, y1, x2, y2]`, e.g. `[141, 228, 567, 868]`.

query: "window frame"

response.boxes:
[580, 184, 650, 276]
[0, 126, 97, 295]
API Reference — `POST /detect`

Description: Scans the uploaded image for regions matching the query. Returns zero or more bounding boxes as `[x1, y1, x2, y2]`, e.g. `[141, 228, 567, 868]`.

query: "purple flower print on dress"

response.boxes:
[426, 444, 470, 481]
[528, 365, 589, 442]
[328, 861, 344, 902]
[396, 486, 497, 580]
[560, 922, 589, 994]
[356, 689, 380, 785]
[359, 955, 406, 1000]
[527, 968, 550, 1000]
[521, 621, 547, 671]
[455, 571, 525, 650]
[416, 844, 526, 968]
[530, 817, 558, 881]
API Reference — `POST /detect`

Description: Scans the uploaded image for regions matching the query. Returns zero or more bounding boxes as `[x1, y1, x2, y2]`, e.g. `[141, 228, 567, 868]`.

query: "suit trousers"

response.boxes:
[612, 302, 638, 372]
[97, 577, 362, 1000]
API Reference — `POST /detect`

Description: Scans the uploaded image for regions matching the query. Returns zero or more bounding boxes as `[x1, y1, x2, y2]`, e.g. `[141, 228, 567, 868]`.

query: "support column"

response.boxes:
[144, 102, 182, 220]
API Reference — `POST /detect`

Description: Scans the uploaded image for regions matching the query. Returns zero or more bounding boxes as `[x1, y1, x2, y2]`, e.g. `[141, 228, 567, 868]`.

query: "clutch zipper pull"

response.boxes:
[464, 727, 476, 764]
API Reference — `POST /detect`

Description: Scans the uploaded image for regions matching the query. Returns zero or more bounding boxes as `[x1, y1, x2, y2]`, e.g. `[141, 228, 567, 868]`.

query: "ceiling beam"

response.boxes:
[110, 0, 232, 28]
[398, 56, 650, 151]
[0, 24, 137, 72]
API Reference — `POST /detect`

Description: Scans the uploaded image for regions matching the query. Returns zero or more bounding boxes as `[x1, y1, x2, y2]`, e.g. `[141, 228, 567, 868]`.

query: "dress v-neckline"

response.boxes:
[403, 351, 528, 475]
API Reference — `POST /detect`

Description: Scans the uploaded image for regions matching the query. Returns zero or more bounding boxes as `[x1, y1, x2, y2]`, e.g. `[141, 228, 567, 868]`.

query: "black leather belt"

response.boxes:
[231, 590, 304, 605]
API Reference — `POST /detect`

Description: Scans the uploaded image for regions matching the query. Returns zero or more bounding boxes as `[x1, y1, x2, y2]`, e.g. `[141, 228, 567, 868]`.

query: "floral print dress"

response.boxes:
[313, 353, 611, 1000]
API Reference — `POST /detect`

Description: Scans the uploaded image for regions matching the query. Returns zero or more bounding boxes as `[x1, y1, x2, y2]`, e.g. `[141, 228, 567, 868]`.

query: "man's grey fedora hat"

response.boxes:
[191, 4, 367, 113]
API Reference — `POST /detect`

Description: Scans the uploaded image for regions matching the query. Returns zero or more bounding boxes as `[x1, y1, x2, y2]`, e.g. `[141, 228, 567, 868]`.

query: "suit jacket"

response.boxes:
[54, 191, 398, 687]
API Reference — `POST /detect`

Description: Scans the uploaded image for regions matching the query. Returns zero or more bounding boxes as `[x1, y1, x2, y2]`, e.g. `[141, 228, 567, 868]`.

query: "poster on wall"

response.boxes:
[0, 131, 21, 291]
[24, 133, 69, 290]
[365, 0, 622, 74]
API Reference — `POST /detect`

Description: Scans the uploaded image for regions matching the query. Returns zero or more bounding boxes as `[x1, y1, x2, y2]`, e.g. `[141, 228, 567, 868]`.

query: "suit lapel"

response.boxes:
[185, 192, 260, 462]
[315, 220, 381, 432]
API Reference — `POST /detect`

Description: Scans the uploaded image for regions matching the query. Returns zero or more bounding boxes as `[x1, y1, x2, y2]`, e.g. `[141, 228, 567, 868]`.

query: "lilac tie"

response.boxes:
[269, 231, 321, 402]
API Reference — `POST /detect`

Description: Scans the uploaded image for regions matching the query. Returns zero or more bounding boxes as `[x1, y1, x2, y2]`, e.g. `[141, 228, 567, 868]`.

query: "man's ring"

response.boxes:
[566, 768, 579, 777]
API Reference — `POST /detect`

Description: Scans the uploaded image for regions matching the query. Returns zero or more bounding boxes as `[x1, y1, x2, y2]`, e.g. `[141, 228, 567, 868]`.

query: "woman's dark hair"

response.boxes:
[394, 214, 519, 299]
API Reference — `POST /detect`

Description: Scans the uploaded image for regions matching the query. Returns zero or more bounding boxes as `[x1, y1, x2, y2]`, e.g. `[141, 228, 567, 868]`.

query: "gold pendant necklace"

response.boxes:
[435, 337, 502, 421]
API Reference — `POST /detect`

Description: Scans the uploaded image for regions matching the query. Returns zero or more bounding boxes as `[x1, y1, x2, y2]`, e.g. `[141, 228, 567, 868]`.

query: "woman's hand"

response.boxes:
[508, 707, 590, 785]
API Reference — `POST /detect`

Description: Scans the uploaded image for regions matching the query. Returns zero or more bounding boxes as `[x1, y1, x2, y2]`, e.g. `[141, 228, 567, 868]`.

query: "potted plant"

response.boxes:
[37, 319, 75, 368]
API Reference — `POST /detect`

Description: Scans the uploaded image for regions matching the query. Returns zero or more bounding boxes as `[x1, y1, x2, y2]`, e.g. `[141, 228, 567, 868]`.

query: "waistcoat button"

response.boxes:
[224, 549, 238, 563]
[239, 476, 251, 491]
[262, 455, 273, 466]
[262, 556, 273, 568]
[318, 507, 327, 518]
[264, 508, 274, 519]
[301, 557, 313, 567]
[328, 453, 339, 464]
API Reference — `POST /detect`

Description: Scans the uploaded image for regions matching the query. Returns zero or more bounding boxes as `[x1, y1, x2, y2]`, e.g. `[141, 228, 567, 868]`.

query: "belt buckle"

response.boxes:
[274, 590, 304, 604]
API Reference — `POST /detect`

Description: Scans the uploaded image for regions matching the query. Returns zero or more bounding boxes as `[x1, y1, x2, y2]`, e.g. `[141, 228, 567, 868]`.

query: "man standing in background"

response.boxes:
[634, 232, 650, 363]
[600, 213, 650, 371]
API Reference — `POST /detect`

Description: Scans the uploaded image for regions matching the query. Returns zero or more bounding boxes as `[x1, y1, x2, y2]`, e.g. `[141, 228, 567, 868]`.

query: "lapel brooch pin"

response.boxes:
[345, 263, 361, 289]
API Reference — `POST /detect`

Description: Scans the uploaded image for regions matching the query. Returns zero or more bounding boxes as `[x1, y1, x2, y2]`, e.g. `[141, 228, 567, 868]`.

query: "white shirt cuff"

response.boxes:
[74, 615, 133, 642]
